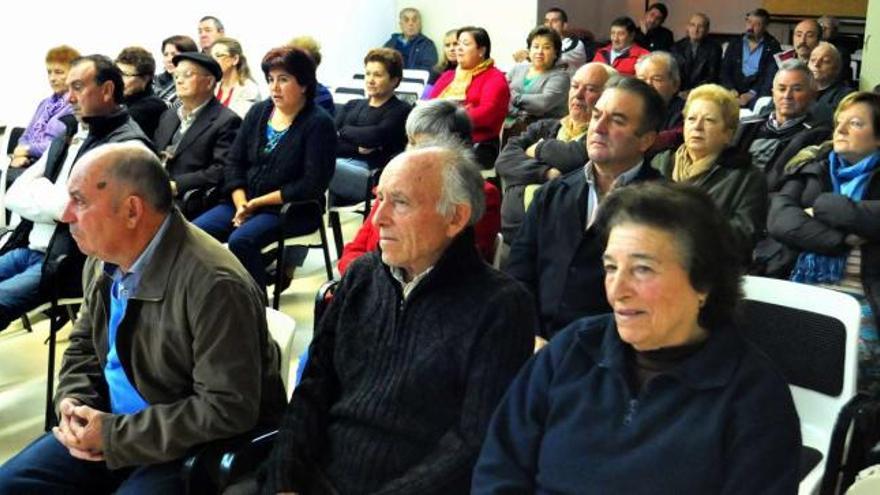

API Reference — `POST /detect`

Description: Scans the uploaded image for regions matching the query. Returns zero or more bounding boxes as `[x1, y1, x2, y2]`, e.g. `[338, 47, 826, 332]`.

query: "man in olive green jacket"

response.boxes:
[0, 142, 285, 492]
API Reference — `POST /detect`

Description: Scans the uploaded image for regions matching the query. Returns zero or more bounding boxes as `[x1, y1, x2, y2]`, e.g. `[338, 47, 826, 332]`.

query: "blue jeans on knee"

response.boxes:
[0, 247, 45, 330]
[0, 433, 183, 494]
[193, 204, 281, 288]
[330, 158, 371, 204]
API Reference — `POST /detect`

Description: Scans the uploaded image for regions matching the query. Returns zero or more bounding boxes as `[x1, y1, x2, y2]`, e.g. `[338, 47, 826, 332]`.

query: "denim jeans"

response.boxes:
[329, 158, 371, 205]
[193, 204, 314, 289]
[0, 433, 184, 494]
[0, 247, 45, 331]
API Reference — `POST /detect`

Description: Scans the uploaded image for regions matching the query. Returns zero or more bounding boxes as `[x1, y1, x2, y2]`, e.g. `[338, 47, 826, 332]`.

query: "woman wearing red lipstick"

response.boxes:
[473, 182, 800, 494]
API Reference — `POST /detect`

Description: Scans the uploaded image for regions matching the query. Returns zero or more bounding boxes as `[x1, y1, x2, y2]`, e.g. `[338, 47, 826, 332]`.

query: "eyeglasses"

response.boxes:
[121, 72, 143, 78]
[212, 53, 231, 59]
[173, 69, 208, 79]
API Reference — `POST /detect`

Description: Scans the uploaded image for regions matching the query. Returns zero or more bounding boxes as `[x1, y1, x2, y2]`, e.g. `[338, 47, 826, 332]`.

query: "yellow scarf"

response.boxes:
[438, 58, 494, 100]
[556, 116, 589, 142]
[672, 144, 719, 183]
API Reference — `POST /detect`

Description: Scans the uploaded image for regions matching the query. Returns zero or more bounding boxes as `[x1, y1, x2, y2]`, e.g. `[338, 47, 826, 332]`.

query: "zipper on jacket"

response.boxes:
[623, 398, 639, 426]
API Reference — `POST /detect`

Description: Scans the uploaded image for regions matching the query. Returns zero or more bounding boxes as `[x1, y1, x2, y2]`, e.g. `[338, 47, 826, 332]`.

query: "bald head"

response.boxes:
[373, 143, 483, 278]
[569, 62, 617, 123]
[62, 142, 169, 268]
[809, 41, 842, 87]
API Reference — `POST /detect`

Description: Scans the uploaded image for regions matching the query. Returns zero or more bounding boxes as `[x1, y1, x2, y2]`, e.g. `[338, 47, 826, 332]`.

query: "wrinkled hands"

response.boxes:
[52, 398, 107, 461]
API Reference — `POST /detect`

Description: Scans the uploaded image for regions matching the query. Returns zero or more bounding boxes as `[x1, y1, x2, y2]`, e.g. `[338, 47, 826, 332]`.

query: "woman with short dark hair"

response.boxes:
[769, 91, 880, 393]
[430, 26, 510, 168]
[193, 46, 336, 290]
[329, 47, 411, 204]
[473, 181, 800, 493]
[506, 26, 570, 123]
[116, 46, 167, 138]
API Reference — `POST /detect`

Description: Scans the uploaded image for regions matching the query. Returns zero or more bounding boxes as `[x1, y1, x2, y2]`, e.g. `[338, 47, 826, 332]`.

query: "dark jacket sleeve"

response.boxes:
[813, 192, 880, 242]
[727, 167, 768, 256]
[280, 114, 338, 202]
[495, 119, 558, 186]
[755, 39, 782, 97]
[371, 280, 536, 494]
[535, 137, 588, 174]
[334, 100, 358, 158]
[768, 171, 848, 255]
[470, 337, 558, 494]
[55, 259, 110, 412]
[706, 43, 723, 86]
[223, 104, 262, 195]
[504, 184, 546, 308]
[174, 113, 242, 193]
[719, 42, 737, 91]
[412, 36, 439, 73]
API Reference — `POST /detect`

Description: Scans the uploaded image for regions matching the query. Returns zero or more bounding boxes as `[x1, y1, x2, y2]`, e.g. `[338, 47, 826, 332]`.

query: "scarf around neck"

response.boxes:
[790, 150, 879, 284]
[672, 144, 719, 183]
[556, 116, 589, 142]
[438, 58, 494, 101]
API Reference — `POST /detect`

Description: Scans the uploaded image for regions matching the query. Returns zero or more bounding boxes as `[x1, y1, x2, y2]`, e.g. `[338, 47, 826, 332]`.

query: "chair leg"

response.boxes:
[329, 211, 344, 260]
[318, 221, 334, 281]
[20, 314, 33, 333]
[273, 245, 284, 311]
[44, 302, 61, 431]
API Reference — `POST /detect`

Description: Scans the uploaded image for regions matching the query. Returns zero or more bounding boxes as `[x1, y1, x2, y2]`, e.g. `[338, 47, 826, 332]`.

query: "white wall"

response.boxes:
[0, 0, 395, 130]
[397, 0, 539, 72]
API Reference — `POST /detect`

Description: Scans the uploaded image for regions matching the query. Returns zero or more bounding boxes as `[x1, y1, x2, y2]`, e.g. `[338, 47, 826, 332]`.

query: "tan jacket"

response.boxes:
[55, 210, 286, 469]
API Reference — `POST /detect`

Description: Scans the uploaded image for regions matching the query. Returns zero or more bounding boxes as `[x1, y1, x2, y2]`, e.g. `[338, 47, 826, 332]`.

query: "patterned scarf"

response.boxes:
[671, 144, 719, 182]
[791, 150, 880, 283]
[556, 116, 589, 142]
[438, 58, 494, 100]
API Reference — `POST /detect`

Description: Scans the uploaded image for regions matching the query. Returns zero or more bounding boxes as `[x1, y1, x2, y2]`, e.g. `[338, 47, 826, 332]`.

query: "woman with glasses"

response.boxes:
[115, 46, 168, 138]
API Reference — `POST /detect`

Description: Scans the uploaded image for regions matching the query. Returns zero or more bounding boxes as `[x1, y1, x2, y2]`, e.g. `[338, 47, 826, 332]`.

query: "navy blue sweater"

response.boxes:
[472, 314, 801, 494]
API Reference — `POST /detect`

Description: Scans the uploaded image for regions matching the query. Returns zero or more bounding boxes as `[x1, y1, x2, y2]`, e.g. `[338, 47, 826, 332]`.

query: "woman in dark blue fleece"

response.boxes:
[472, 182, 801, 494]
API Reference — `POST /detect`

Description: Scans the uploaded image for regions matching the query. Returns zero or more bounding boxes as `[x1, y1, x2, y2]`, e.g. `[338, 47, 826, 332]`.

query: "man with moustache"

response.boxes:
[505, 77, 664, 341]
[793, 19, 821, 63]
[0, 54, 149, 332]
[496, 62, 616, 241]
[720, 8, 782, 108]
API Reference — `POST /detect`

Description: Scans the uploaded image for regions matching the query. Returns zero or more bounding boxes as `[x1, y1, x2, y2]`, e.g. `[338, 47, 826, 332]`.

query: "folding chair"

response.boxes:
[739, 275, 861, 495]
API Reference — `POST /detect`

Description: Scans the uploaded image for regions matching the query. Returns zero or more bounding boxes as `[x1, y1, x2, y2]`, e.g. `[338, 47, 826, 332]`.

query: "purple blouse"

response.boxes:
[18, 93, 73, 159]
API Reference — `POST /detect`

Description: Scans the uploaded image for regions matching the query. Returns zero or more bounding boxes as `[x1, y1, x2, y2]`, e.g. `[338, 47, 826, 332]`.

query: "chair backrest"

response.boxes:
[491, 232, 506, 269]
[739, 276, 860, 454]
[265, 307, 296, 392]
[402, 69, 430, 86]
[6, 127, 25, 155]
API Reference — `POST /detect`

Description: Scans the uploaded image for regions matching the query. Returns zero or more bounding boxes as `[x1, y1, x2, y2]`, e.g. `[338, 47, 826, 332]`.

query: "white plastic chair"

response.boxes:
[265, 307, 296, 392]
[741, 275, 861, 495]
[402, 69, 430, 86]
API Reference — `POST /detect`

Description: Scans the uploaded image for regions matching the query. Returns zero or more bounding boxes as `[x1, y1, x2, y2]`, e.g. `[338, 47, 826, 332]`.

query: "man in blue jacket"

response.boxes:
[384, 7, 438, 73]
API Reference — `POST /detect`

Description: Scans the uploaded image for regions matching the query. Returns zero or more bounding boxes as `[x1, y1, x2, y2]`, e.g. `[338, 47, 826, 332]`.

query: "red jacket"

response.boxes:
[338, 181, 501, 274]
[592, 43, 650, 76]
[429, 67, 510, 144]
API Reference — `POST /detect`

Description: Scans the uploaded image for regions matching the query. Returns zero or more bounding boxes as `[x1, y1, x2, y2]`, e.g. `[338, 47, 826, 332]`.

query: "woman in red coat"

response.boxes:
[430, 26, 510, 168]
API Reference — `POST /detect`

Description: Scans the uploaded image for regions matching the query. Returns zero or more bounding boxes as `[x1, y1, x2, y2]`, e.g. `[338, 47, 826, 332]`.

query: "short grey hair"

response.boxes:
[635, 50, 680, 86]
[406, 99, 472, 144]
[413, 139, 485, 226]
[579, 61, 619, 87]
[775, 58, 816, 89]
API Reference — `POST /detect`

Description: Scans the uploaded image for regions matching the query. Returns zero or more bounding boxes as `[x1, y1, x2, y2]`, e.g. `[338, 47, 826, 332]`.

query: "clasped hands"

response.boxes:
[52, 397, 108, 462]
[233, 199, 262, 227]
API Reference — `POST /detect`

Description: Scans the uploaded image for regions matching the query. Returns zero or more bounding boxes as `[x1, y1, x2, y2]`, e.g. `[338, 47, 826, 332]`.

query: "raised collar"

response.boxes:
[580, 315, 742, 391]
[81, 109, 130, 139]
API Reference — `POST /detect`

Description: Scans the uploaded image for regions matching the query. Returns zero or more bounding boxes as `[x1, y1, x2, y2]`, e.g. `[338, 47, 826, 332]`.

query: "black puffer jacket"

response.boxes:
[768, 152, 880, 326]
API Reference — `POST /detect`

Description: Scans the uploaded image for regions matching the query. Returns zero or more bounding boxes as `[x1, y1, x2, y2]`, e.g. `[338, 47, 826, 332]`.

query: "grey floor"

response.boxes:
[0, 209, 363, 464]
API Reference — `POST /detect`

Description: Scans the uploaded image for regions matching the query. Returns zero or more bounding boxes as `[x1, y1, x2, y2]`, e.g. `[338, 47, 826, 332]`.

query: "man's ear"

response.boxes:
[445, 202, 472, 238]
[124, 195, 146, 228]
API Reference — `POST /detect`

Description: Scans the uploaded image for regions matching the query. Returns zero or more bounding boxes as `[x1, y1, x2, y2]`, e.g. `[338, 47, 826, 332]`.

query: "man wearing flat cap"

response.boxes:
[153, 52, 241, 217]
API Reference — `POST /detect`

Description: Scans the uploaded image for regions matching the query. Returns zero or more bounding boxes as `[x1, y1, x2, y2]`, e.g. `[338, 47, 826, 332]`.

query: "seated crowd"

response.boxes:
[0, 3, 874, 493]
